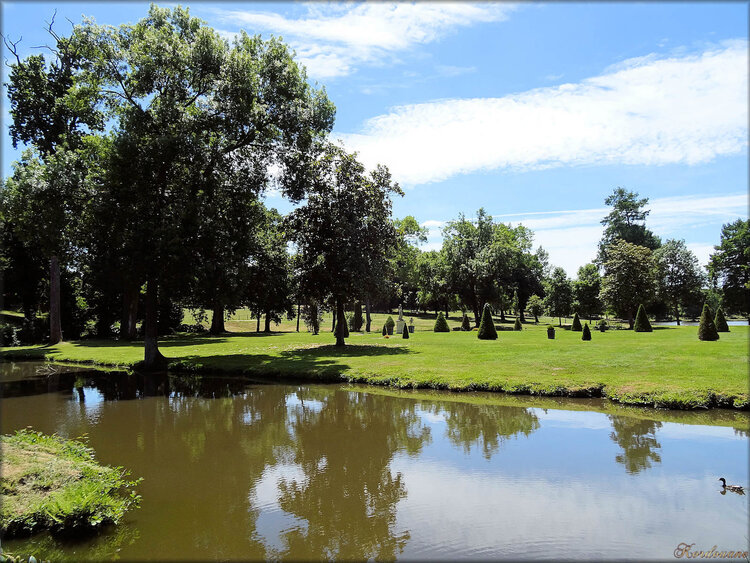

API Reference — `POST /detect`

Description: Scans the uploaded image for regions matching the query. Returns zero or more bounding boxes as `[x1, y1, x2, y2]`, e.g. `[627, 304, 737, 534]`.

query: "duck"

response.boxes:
[718, 478, 745, 494]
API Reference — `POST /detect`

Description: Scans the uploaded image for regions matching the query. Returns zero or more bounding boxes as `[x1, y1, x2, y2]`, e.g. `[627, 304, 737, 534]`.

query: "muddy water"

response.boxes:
[1, 362, 747, 561]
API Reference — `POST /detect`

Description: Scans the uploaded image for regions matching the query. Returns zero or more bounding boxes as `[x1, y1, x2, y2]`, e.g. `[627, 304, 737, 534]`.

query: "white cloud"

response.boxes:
[339, 40, 748, 186]
[215, 3, 514, 79]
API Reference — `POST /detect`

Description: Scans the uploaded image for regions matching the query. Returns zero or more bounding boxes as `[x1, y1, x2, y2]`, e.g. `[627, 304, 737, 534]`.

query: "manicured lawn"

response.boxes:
[2, 315, 747, 410]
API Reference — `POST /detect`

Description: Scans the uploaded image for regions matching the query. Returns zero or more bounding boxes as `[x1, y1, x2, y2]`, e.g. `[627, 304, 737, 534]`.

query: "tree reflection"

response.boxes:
[608, 415, 662, 474]
[269, 389, 431, 562]
[429, 402, 540, 459]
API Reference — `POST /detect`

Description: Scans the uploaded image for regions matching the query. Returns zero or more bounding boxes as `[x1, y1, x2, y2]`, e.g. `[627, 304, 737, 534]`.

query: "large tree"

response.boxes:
[72, 6, 334, 367]
[599, 240, 657, 327]
[597, 187, 661, 265]
[286, 145, 401, 347]
[708, 219, 749, 323]
[654, 239, 704, 325]
[4, 20, 105, 343]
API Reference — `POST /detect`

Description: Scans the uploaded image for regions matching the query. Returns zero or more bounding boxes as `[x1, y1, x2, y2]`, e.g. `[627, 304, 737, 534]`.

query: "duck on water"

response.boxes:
[718, 478, 745, 495]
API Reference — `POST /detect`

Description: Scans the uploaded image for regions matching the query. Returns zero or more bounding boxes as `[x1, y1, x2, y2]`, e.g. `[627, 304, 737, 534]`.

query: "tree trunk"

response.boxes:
[445, 306, 449, 320]
[210, 304, 225, 334]
[256, 311, 260, 332]
[559, 316, 562, 327]
[365, 300, 372, 332]
[264, 311, 272, 332]
[675, 306, 680, 326]
[331, 300, 337, 332]
[472, 304, 480, 327]
[500, 309, 506, 323]
[520, 309, 526, 322]
[534, 313, 539, 323]
[121, 281, 139, 340]
[49, 256, 62, 344]
[143, 278, 167, 370]
[296, 302, 301, 332]
[335, 298, 346, 347]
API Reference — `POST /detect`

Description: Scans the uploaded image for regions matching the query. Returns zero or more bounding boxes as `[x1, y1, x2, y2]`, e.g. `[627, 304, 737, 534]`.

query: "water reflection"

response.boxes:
[1, 362, 748, 561]
[608, 416, 662, 474]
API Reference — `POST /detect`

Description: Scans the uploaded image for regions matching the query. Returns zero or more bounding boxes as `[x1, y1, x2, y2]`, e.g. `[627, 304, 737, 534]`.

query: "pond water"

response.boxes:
[1, 361, 748, 561]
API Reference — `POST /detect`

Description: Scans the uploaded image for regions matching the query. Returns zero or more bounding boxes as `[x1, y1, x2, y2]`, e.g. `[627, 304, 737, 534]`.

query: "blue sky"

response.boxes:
[2, 2, 747, 276]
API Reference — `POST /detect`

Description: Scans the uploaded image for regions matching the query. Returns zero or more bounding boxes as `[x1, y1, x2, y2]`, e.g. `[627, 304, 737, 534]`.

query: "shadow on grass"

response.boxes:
[170, 343, 415, 379]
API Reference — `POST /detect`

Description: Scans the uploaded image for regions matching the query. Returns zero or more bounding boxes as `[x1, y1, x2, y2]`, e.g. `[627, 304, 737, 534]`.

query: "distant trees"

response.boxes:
[544, 267, 573, 326]
[599, 240, 657, 328]
[654, 240, 704, 326]
[597, 187, 661, 264]
[708, 219, 749, 324]
[573, 263, 602, 321]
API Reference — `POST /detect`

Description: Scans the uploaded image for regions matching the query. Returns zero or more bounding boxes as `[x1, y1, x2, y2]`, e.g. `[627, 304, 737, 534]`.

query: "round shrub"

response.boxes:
[461, 313, 471, 331]
[715, 308, 730, 332]
[477, 303, 498, 340]
[434, 312, 450, 332]
[698, 304, 719, 341]
[571, 313, 582, 332]
[582, 323, 591, 341]
[402, 325, 410, 339]
[633, 304, 652, 332]
[513, 318, 522, 331]
[547, 325, 555, 339]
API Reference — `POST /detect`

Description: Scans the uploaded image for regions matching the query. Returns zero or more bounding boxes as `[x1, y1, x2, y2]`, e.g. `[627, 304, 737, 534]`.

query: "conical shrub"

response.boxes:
[402, 325, 410, 339]
[434, 312, 450, 332]
[571, 312, 582, 331]
[715, 308, 730, 332]
[385, 316, 395, 335]
[633, 304, 652, 332]
[582, 323, 591, 341]
[381, 324, 387, 336]
[513, 318, 522, 331]
[547, 325, 555, 339]
[461, 313, 471, 331]
[477, 304, 498, 340]
[698, 304, 719, 341]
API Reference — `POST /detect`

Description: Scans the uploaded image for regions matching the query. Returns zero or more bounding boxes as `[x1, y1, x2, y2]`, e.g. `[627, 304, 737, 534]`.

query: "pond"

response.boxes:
[1, 361, 748, 561]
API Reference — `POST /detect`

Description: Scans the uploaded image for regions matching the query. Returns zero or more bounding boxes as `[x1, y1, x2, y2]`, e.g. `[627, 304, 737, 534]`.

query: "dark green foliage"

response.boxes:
[352, 302, 363, 332]
[633, 304, 652, 332]
[513, 318, 522, 331]
[571, 312, 582, 331]
[582, 323, 592, 341]
[382, 324, 387, 336]
[714, 308, 730, 332]
[547, 325, 555, 339]
[402, 325, 410, 339]
[598, 320, 608, 332]
[477, 303, 497, 340]
[461, 313, 471, 331]
[433, 312, 450, 332]
[385, 316, 395, 335]
[698, 304, 719, 341]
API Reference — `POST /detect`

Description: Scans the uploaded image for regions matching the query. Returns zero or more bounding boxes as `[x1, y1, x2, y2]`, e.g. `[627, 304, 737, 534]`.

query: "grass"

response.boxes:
[0, 429, 141, 538]
[2, 311, 747, 410]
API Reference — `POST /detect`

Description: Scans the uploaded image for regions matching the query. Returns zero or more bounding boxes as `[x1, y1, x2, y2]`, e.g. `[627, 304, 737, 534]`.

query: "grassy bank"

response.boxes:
[2, 317, 747, 410]
[0, 429, 140, 538]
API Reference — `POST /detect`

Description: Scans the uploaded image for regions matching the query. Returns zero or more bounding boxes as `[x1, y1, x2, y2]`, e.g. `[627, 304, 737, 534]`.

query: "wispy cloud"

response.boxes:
[339, 40, 748, 186]
[213, 3, 514, 79]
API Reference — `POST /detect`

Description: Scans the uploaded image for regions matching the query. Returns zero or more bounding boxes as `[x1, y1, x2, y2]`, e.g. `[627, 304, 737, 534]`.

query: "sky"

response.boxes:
[2, 1, 747, 277]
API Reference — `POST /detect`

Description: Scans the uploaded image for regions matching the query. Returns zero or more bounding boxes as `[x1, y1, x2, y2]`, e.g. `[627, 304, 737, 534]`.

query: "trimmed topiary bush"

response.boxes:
[633, 304, 652, 332]
[547, 325, 555, 339]
[582, 323, 591, 341]
[715, 308, 730, 332]
[381, 324, 387, 336]
[477, 304, 498, 340]
[385, 316, 395, 335]
[402, 325, 410, 339]
[513, 318, 522, 331]
[434, 312, 450, 332]
[461, 313, 471, 331]
[571, 313, 582, 331]
[698, 304, 719, 341]
[597, 319, 608, 332]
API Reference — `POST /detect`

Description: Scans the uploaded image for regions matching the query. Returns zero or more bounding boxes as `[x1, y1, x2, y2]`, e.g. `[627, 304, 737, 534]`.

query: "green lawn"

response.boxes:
[2, 313, 747, 410]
